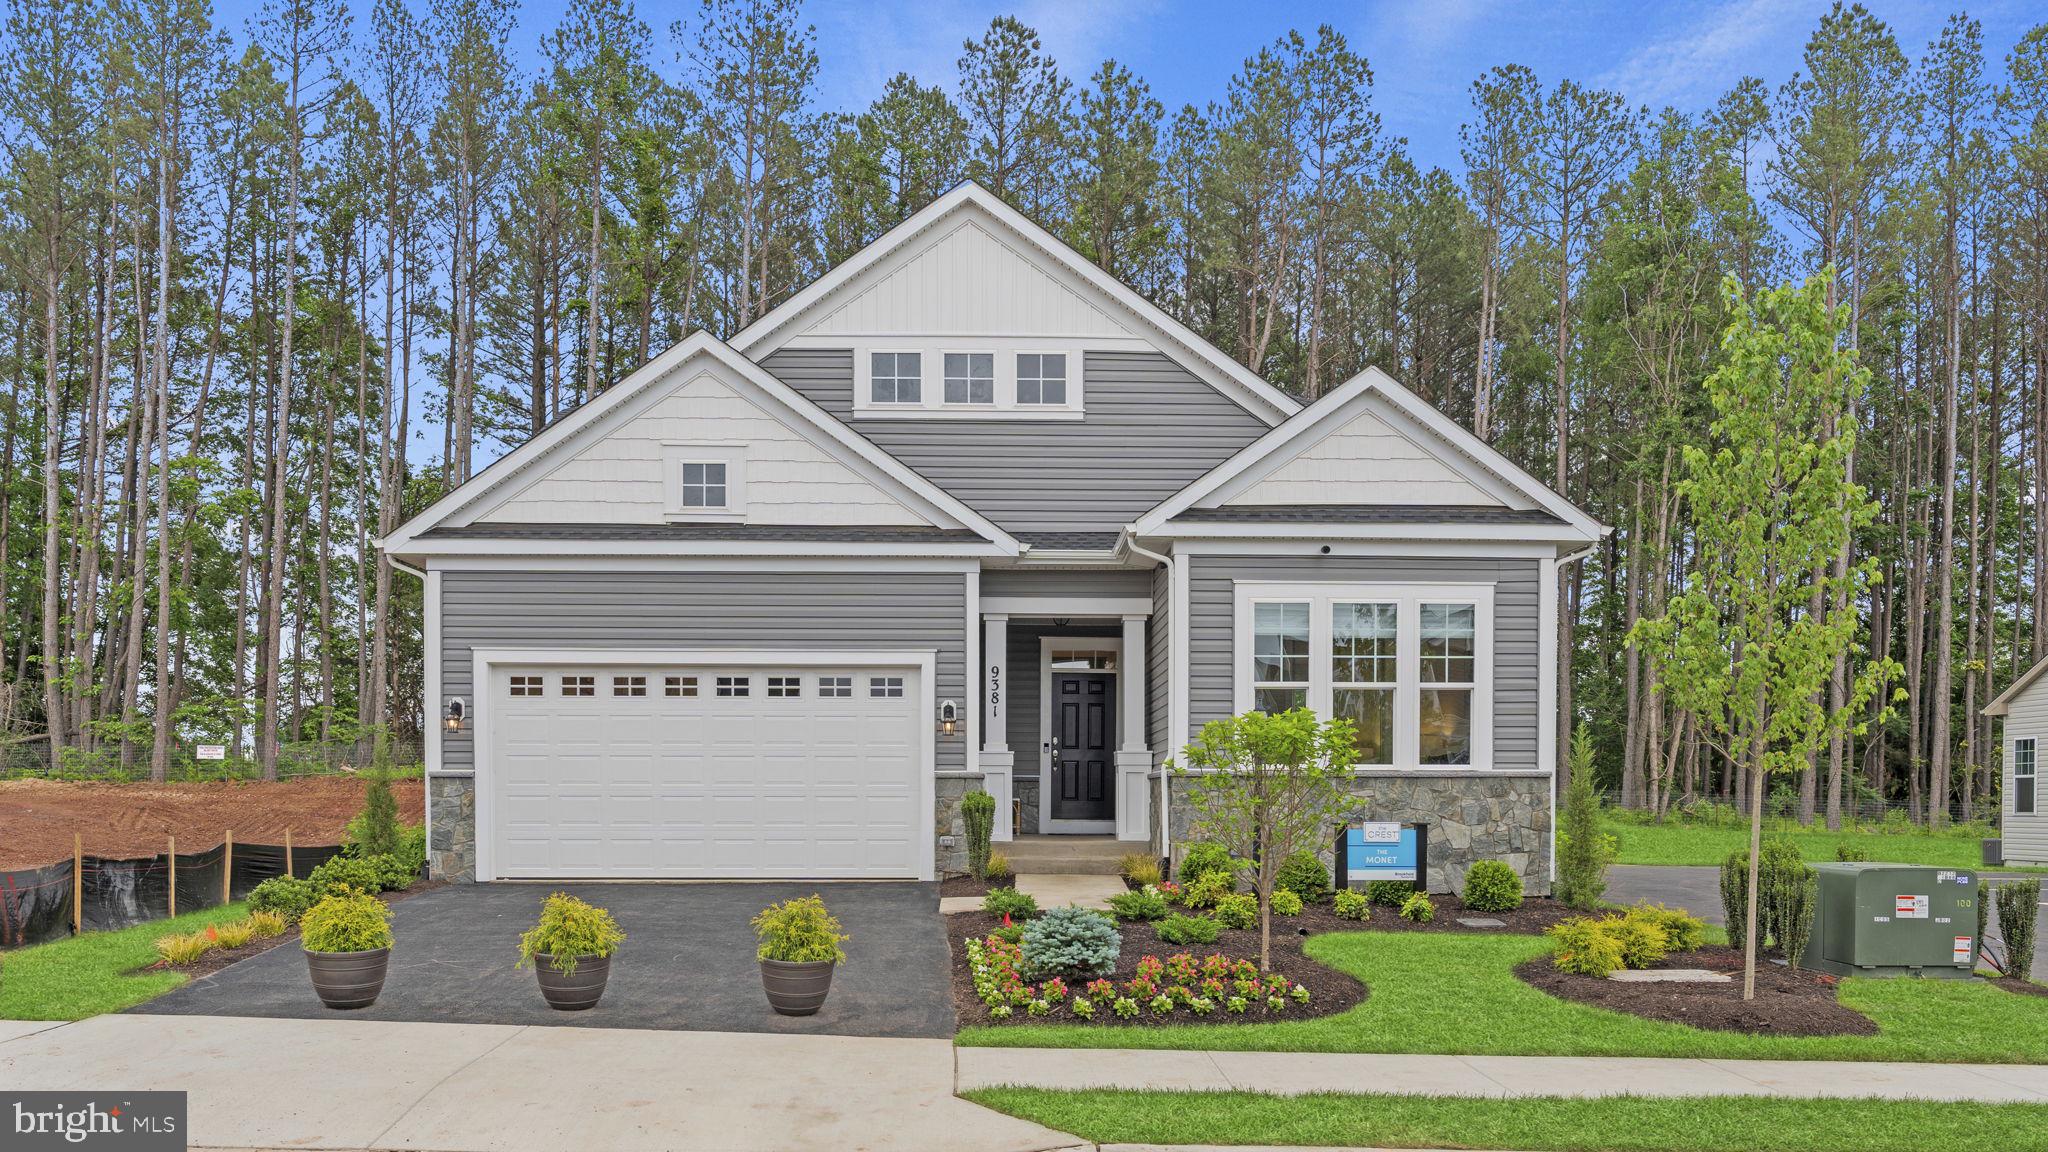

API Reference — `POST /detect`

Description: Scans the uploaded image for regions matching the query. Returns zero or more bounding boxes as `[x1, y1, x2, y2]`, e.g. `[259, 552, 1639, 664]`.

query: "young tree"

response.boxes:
[1633, 268, 1894, 1000]
[1178, 707, 1357, 972]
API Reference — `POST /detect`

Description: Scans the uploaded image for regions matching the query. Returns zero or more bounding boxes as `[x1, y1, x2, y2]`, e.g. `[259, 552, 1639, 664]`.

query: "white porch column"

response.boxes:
[1116, 613, 1152, 841]
[981, 613, 1015, 841]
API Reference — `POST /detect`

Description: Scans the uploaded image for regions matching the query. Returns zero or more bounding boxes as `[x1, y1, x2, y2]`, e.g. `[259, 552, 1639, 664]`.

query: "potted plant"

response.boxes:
[752, 894, 849, 1016]
[516, 892, 626, 1010]
[300, 889, 393, 1009]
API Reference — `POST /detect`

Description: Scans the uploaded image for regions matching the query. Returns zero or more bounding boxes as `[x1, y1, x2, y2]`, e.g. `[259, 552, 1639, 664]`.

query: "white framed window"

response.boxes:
[819, 675, 853, 698]
[716, 675, 750, 698]
[662, 444, 745, 520]
[767, 675, 802, 698]
[1234, 582, 1494, 770]
[509, 675, 544, 697]
[943, 352, 995, 405]
[612, 675, 647, 697]
[869, 351, 923, 404]
[2017, 738, 2037, 816]
[870, 675, 905, 698]
[665, 675, 698, 698]
[1016, 352, 1067, 405]
[561, 674, 595, 698]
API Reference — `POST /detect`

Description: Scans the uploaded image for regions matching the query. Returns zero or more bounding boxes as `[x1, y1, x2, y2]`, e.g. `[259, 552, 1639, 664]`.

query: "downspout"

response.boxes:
[1550, 540, 1599, 889]
[1122, 530, 1175, 868]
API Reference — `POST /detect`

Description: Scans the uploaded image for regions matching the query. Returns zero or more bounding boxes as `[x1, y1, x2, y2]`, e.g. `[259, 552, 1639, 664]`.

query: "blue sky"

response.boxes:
[475, 0, 2045, 173]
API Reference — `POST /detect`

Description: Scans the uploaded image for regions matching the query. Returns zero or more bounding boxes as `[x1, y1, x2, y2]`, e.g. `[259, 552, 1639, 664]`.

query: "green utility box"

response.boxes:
[1801, 863, 1977, 978]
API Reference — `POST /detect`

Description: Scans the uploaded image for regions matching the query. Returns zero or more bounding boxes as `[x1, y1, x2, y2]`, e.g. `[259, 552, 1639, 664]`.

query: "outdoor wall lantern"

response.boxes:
[938, 699, 959, 737]
[444, 697, 467, 733]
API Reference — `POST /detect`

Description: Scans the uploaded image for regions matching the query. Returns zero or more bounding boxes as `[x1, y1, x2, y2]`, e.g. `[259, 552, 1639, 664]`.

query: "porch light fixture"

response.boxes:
[938, 699, 959, 736]
[444, 697, 467, 733]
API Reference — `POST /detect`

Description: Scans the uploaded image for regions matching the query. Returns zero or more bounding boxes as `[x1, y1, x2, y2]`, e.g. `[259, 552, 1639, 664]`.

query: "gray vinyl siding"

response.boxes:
[2001, 687, 2048, 864]
[1149, 562, 1172, 758]
[981, 568, 1154, 598]
[1186, 555, 1541, 771]
[438, 570, 968, 772]
[761, 348, 1271, 534]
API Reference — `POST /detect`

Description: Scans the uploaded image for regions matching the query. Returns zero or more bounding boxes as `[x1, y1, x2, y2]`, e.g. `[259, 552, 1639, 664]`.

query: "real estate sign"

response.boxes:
[1334, 821, 1428, 889]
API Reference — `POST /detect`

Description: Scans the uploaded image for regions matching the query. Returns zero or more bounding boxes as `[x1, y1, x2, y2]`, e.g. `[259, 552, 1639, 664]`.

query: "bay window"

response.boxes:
[1237, 583, 1493, 769]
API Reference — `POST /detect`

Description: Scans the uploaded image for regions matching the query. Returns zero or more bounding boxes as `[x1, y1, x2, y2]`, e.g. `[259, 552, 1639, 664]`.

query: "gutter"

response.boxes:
[1121, 530, 1176, 868]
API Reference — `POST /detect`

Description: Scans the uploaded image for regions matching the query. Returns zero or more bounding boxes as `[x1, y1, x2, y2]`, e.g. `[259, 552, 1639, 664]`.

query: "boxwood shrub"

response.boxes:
[1275, 850, 1333, 905]
[1156, 914, 1221, 946]
[1213, 893, 1258, 930]
[1462, 860, 1524, 912]
[1177, 842, 1237, 887]
[1106, 887, 1170, 922]
[1364, 879, 1413, 907]
[248, 875, 320, 923]
[981, 886, 1040, 920]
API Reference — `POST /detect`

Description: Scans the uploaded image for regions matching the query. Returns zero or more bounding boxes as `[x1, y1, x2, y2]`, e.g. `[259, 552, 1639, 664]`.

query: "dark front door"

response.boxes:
[1051, 672, 1115, 822]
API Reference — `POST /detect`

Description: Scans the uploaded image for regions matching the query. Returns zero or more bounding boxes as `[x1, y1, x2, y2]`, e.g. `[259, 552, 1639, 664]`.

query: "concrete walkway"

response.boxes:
[957, 1047, 2048, 1103]
[0, 1014, 1080, 1152]
[942, 873, 1126, 915]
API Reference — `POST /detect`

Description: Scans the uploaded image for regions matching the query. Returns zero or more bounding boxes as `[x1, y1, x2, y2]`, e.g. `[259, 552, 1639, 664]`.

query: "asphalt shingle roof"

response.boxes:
[419, 522, 987, 543]
[1172, 504, 1564, 525]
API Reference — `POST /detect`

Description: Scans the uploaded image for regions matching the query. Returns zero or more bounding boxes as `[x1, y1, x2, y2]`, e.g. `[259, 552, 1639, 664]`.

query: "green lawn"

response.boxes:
[957, 930, 2048, 1062]
[0, 903, 252, 1020]
[964, 1088, 2048, 1152]
[1602, 815, 2000, 867]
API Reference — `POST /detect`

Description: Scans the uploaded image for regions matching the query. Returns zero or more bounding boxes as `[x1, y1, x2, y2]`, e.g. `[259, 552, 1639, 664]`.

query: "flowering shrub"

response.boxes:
[1085, 978, 1116, 1000]
[965, 942, 1317, 1025]
[1041, 977, 1068, 1002]
[1113, 997, 1139, 1018]
[1071, 996, 1095, 1018]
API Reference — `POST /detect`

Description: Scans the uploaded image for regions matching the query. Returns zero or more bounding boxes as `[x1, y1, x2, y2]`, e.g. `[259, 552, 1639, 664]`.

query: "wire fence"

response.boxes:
[1598, 789, 1997, 831]
[0, 738, 425, 782]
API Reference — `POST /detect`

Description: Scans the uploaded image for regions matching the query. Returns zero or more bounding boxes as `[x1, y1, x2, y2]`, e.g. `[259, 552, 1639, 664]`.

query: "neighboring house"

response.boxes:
[381, 183, 1606, 894]
[1984, 660, 2047, 866]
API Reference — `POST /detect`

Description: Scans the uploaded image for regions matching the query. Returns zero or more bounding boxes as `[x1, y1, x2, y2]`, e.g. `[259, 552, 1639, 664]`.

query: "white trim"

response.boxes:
[1132, 366, 1603, 541]
[1232, 581, 1496, 772]
[381, 331, 1021, 558]
[1540, 555, 1559, 885]
[426, 556, 982, 574]
[468, 647, 938, 883]
[980, 595, 1154, 617]
[1039, 635, 1124, 834]
[2014, 736, 2037, 817]
[662, 444, 747, 522]
[400, 538, 1013, 559]
[1166, 539, 1569, 560]
[1149, 522, 1599, 543]
[730, 183, 1299, 425]
[965, 570, 981, 781]
[1987, 654, 2048, 717]
[849, 342, 1091, 420]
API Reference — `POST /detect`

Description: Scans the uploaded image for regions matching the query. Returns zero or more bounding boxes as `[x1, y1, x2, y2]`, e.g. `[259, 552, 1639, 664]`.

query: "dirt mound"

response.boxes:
[0, 776, 425, 869]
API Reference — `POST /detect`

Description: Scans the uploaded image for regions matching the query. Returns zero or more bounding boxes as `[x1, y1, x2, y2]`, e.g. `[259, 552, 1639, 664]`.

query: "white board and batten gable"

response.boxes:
[732, 182, 1298, 426]
[381, 332, 1019, 558]
[1132, 366, 1605, 545]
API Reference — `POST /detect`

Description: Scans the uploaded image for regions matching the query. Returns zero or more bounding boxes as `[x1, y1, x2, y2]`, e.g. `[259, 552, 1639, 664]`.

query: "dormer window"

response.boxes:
[680, 462, 726, 508]
[944, 352, 995, 404]
[663, 444, 745, 520]
[870, 351, 922, 404]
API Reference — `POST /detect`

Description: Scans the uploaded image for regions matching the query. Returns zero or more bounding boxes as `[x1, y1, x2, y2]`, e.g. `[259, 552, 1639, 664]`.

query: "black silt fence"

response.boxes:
[0, 840, 346, 949]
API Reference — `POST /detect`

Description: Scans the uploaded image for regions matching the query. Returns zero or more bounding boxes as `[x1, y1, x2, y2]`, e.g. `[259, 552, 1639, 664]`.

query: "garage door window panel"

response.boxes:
[562, 675, 595, 697]
[717, 676, 750, 698]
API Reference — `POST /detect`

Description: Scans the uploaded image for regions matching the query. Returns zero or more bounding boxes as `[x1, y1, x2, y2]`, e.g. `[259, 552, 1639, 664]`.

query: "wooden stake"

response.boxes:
[285, 827, 293, 878]
[168, 835, 176, 918]
[72, 833, 82, 934]
[223, 830, 233, 905]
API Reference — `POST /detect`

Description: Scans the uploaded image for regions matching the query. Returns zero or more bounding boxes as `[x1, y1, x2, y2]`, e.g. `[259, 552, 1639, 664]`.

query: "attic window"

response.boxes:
[680, 463, 726, 508]
[852, 344, 1085, 419]
[870, 351, 922, 404]
[663, 445, 745, 520]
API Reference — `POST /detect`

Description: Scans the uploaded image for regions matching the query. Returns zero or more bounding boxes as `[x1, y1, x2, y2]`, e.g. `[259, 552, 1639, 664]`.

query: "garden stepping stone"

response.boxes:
[1606, 968, 1732, 983]
[1455, 917, 1506, 928]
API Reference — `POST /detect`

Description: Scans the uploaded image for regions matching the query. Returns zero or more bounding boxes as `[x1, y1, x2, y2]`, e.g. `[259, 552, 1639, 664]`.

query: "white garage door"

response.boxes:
[483, 661, 924, 879]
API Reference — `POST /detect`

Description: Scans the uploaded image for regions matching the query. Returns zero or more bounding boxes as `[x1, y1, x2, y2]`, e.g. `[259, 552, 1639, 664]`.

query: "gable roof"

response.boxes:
[730, 181, 1301, 426]
[1986, 654, 2048, 717]
[382, 332, 1022, 558]
[1130, 366, 1606, 543]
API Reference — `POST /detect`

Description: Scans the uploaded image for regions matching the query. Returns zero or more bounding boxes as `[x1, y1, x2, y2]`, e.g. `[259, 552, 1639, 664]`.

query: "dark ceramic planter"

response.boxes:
[760, 958, 836, 1016]
[305, 947, 389, 1009]
[534, 952, 612, 1011]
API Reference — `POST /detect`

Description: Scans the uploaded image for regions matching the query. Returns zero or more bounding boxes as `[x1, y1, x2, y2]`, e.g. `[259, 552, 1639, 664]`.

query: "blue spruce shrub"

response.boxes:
[1020, 905, 1123, 979]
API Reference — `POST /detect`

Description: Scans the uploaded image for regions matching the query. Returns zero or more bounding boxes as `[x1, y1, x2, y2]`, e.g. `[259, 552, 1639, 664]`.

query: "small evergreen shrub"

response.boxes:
[1625, 903, 1706, 952]
[1610, 915, 1670, 969]
[981, 887, 1040, 920]
[517, 892, 626, 975]
[1993, 878, 2041, 980]
[1156, 914, 1221, 946]
[985, 851, 1014, 881]
[1177, 842, 1238, 887]
[1719, 849, 1751, 953]
[1181, 869, 1236, 909]
[752, 895, 849, 964]
[309, 855, 384, 895]
[1270, 888, 1304, 917]
[1770, 857, 1817, 969]
[1834, 843, 1872, 862]
[960, 791, 996, 879]
[1364, 879, 1413, 907]
[1119, 853, 1163, 888]
[345, 770, 403, 860]
[1213, 893, 1258, 929]
[1977, 878, 1992, 967]
[1462, 860, 1524, 913]
[1332, 890, 1372, 921]
[1106, 887, 1169, 922]
[369, 853, 420, 892]
[1275, 850, 1332, 904]
[249, 875, 319, 923]
[1548, 916, 1625, 976]
[1399, 893, 1435, 923]
[247, 911, 288, 939]
[300, 890, 394, 953]
[1554, 724, 1614, 909]
[1020, 905, 1122, 979]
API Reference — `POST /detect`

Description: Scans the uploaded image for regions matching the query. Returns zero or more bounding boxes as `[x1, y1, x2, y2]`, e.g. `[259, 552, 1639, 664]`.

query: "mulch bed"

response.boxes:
[129, 878, 446, 981]
[1514, 945, 1879, 1036]
[948, 909, 1367, 1028]
[939, 873, 999, 897]
[1292, 892, 1581, 937]
[0, 776, 425, 870]
[1985, 974, 2048, 999]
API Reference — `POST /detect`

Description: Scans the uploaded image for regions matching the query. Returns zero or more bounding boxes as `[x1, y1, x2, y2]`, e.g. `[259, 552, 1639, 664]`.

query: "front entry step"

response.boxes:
[1001, 835, 1131, 876]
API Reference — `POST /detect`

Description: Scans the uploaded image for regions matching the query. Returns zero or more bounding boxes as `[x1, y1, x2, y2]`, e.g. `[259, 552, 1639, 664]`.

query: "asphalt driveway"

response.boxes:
[135, 881, 955, 1037]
